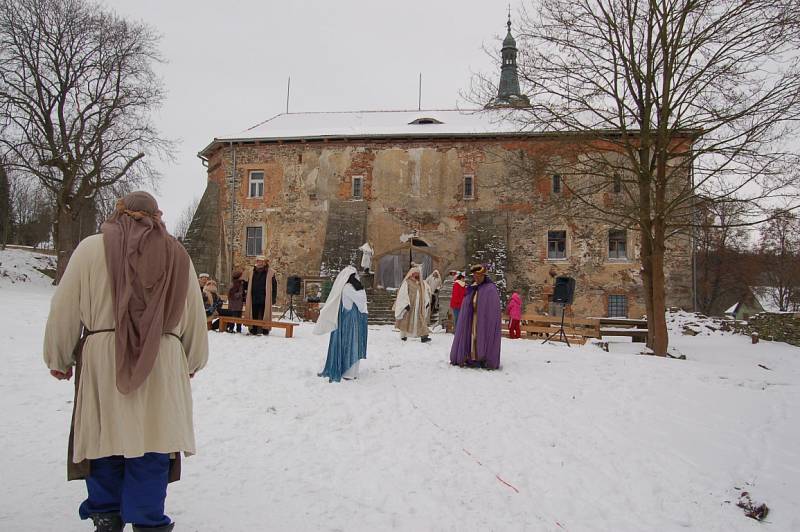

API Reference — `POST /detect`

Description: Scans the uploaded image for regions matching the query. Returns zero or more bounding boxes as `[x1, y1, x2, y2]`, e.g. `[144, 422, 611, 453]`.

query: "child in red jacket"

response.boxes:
[449, 273, 467, 332]
[506, 292, 522, 339]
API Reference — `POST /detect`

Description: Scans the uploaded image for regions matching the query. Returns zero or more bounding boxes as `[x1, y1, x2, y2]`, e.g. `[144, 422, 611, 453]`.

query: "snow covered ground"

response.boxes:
[1, 249, 799, 531]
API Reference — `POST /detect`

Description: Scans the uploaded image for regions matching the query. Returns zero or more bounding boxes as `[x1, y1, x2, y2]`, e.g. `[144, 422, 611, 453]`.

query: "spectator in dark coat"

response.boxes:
[223, 270, 245, 333]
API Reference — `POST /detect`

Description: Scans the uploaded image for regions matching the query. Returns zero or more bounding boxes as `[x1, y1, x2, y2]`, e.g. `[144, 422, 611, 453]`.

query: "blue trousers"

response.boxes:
[452, 308, 460, 330]
[78, 453, 172, 527]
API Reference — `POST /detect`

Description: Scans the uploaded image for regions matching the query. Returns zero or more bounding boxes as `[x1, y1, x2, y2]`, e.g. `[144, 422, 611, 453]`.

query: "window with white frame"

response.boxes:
[248, 171, 265, 198]
[352, 176, 364, 199]
[547, 230, 567, 259]
[607, 294, 628, 317]
[245, 226, 263, 257]
[608, 229, 627, 259]
[463, 175, 475, 199]
[552, 174, 562, 193]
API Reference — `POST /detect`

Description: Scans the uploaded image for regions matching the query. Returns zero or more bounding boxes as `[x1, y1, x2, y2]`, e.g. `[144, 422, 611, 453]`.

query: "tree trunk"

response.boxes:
[54, 208, 78, 283]
[54, 196, 97, 283]
[0, 162, 10, 250]
[639, 229, 669, 356]
[641, 235, 656, 351]
[649, 239, 669, 356]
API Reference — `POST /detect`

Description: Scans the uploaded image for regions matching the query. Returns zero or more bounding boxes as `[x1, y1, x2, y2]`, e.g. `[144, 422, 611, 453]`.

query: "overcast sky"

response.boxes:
[99, 0, 511, 228]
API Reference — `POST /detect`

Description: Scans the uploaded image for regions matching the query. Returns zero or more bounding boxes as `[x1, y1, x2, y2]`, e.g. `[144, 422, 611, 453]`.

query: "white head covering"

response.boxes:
[313, 266, 357, 335]
[404, 265, 422, 281]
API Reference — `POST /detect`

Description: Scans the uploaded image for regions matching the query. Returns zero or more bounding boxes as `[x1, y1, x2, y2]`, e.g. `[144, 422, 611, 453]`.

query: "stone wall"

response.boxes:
[187, 136, 694, 314]
[183, 181, 223, 280]
[742, 313, 800, 347]
[466, 210, 509, 303]
[320, 199, 367, 278]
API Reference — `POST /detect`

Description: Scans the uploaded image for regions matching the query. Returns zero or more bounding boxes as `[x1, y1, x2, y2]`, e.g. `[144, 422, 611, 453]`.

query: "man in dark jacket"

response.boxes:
[244, 255, 277, 335]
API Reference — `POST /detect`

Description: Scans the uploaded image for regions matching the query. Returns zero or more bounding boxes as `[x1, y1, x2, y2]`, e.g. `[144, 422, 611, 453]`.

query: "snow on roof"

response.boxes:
[751, 286, 795, 313]
[724, 302, 738, 315]
[203, 109, 535, 150]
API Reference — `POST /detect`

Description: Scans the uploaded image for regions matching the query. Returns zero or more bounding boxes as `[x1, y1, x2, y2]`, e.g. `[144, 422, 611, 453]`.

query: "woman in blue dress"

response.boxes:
[314, 266, 368, 382]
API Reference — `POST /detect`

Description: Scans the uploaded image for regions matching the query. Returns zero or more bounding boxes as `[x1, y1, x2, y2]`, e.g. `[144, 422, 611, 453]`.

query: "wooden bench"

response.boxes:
[216, 316, 295, 338]
[596, 317, 648, 343]
[503, 313, 600, 345]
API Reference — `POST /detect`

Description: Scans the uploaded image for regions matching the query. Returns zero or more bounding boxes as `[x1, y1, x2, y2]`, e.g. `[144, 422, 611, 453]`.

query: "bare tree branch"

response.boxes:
[0, 0, 172, 281]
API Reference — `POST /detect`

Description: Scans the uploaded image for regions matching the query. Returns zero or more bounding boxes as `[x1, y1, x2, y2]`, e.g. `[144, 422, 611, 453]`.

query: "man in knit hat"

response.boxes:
[244, 255, 278, 335]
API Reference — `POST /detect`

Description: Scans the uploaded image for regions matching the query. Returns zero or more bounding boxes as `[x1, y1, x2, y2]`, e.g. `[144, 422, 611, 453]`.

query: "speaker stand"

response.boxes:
[279, 294, 298, 322]
[542, 304, 571, 347]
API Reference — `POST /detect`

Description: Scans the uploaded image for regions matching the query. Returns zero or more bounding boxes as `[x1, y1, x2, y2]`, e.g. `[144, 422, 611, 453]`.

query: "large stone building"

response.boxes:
[186, 20, 693, 319]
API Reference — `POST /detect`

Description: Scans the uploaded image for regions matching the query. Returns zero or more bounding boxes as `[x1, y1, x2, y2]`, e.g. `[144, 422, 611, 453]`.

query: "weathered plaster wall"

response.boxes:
[189, 136, 693, 315]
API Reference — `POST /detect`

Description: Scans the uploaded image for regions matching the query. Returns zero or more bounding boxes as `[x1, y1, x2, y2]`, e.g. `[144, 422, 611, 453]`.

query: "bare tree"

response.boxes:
[759, 210, 800, 312]
[0, 0, 171, 281]
[172, 196, 200, 241]
[7, 171, 54, 247]
[694, 198, 757, 315]
[472, 0, 800, 354]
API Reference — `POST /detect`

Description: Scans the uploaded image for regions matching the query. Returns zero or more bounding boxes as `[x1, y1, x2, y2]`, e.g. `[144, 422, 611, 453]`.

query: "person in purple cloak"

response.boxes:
[449, 264, 502, 369]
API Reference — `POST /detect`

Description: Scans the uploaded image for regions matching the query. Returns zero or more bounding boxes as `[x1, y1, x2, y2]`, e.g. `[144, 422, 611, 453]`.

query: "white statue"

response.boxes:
[358, 242, 374, 273]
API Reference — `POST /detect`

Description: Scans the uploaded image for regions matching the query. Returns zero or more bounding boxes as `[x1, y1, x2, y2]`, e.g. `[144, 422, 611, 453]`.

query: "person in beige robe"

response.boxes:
[43, 193, 208, 532]
[392, 266, 432, 342]
[243, 255, 277, 335]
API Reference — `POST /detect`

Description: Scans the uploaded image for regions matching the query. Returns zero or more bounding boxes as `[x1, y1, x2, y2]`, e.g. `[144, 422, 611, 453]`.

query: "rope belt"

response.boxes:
[83, 328, 181, 341]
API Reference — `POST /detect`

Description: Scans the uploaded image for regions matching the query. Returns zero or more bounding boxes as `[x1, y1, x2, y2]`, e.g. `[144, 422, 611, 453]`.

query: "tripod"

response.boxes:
[542, 303, 571, 347]
[279, 294, 298, 321]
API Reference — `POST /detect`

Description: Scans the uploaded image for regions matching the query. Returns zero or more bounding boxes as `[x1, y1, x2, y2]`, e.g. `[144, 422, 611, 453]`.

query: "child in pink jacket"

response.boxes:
[506, 292, 522, 339]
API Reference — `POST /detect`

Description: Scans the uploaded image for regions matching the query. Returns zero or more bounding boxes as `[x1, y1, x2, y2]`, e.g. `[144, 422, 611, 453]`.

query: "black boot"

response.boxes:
[90, 513, 123, 532]
[421, 335, 431, 343]
[133, 523, 174, 532]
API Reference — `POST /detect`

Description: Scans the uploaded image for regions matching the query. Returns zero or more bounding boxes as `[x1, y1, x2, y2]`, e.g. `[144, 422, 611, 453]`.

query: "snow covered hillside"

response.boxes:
[0, 246, 56, 287]
[1, 248, 798, 531]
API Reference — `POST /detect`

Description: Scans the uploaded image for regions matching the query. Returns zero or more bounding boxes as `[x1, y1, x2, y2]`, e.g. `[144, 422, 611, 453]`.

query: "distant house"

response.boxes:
[725, 286, 797, 320]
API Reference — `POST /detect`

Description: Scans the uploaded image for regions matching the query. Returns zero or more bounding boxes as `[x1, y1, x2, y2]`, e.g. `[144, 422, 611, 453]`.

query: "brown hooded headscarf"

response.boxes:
[101, 191, 190, 394]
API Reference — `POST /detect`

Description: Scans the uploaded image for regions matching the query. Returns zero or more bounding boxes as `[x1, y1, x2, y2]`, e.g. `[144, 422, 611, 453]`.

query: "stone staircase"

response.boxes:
[366, 287, 442, 326]
[366, 288, 397, 325]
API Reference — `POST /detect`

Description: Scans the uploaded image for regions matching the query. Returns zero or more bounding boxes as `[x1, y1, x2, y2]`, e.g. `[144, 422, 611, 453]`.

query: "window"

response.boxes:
[248, 171, 264, 198]
[409, 117, 444, 125]
[547, 230, 567, 259]
[552, 174, 561, 193]
[608, 229, 627, 259]
[463, 175, 475, 199]
[613, 173, 622, 194]
[352, 176, 363, 199]
[608, 295, 628, 317]
[245, 226, 263, 257]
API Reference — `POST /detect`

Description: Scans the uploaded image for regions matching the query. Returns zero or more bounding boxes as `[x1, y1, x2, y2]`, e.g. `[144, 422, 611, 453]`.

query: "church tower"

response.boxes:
[485, 14, 530, 109]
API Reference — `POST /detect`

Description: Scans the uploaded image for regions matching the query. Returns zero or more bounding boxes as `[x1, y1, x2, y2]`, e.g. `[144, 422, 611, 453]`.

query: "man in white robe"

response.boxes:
[392, 266, 432, 342]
